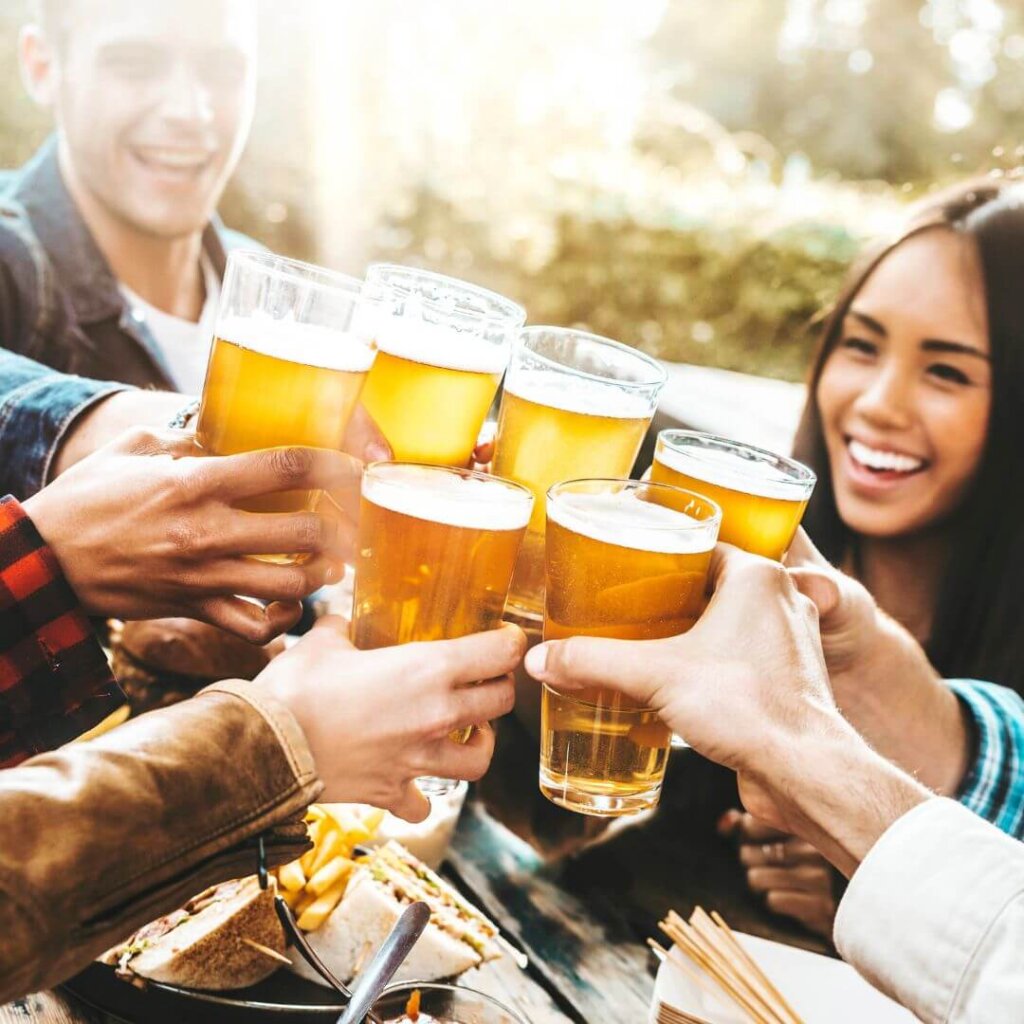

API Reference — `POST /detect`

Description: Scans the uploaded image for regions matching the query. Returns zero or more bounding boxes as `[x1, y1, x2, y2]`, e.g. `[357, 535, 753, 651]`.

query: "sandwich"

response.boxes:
[101, 876, 288, 990]
[291, 841, 504, 987]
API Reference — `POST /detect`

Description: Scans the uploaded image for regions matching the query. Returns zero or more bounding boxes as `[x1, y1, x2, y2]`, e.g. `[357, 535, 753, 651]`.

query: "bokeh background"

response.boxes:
[2, 0, 1021, 382]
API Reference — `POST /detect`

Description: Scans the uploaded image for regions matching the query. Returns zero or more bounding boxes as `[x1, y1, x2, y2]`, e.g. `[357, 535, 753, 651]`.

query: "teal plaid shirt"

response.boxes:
[949, 679, 1024, 840]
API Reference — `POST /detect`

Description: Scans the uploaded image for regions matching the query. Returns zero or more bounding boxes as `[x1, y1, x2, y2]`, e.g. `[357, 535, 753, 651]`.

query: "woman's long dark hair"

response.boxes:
[793, 179, 1024, 692]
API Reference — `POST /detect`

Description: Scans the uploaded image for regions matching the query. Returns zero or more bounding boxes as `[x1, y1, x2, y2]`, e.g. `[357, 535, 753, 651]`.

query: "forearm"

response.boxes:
[755, 716, 932, 878]
[50, 388, 184, 479]
[0, 683, 322, 1002]
[831, 612, 969, 795]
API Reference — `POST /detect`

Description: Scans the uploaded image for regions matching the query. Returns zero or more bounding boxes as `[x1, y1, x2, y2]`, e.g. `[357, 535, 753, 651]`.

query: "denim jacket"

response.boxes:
[0, 136, 257, 390]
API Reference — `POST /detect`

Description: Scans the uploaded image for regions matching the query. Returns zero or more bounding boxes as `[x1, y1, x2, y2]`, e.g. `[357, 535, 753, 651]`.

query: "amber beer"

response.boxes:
[358, 266, 524, 466]
[195, 253, 376, 557]
[540, 479, 721, 817]
[492, 327, 667, 619]
[650, 431, 816, 560]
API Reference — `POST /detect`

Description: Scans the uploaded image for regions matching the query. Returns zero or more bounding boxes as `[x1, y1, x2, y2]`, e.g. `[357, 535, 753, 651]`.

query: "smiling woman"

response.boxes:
[795, 179, 1024, 691]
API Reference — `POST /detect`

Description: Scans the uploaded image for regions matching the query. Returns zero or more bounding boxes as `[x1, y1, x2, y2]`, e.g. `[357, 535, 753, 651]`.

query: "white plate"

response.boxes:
[649, 932, 917, 1024]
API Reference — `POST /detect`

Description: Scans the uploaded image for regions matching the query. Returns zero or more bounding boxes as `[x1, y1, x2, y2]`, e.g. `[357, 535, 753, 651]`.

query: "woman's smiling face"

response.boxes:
[816, 228, 992, 540]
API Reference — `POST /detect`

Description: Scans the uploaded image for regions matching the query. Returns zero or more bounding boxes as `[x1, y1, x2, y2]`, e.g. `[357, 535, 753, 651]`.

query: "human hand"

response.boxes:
[24, 428, 362, 642]
[252, 618, 525, 821]
[719, 809, 837, 938]
[524, 545, 931, 875]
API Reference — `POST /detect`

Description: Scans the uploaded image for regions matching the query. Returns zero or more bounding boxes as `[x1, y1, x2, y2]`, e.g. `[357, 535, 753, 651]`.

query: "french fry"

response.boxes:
[278, 859, 307, 893]
[293, 888, 318, 921]
[297, 877, 348, 931]
[308, 826, 349, 877]
[307, 855, 355, 897]
[363, 808, 386, 833]
[280, 887, 304, 910]
[299, 820, 323, 876]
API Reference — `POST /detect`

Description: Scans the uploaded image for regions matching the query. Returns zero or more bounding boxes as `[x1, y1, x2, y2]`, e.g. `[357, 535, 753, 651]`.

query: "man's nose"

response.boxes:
[158, 60, 215, 127]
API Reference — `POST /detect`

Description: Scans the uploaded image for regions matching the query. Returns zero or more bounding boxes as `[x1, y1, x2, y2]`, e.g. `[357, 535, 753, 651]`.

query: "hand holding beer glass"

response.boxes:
[540, 479, 721, 817]
[196, 251, 378, 562]
[351, 463, 533, 796]
[358, 265, 525, 467]
[492, 327, 668, 620]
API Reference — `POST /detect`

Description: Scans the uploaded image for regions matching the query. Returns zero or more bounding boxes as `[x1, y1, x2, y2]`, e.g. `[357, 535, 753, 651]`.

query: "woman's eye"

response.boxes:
[840, 336, 877, 357]
[928, 363, 970, 386]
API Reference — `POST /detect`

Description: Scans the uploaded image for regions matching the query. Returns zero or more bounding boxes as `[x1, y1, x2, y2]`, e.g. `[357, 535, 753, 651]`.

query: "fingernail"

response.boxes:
[524, 644, 548, 678]
[717, 810, 740, 835]
[366, 442, 390, 463]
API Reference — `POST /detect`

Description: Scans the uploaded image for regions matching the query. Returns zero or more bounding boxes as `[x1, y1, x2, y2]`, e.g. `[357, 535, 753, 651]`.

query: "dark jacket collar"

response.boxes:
[11, 135, 229, 326]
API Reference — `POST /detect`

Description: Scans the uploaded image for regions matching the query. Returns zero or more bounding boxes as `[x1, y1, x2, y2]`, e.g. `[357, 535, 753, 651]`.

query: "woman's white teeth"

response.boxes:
[848, 439, 924, 473]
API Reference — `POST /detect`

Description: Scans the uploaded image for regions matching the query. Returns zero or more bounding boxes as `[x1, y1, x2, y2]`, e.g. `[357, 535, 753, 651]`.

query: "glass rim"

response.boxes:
[517, 325, 668, 389]
[363, 460, 535, 507]
[376, 981, 529, 1024]
[366, 262, 527, 326]
[227, 248, 364, 294]
[547, 476, 722, 531]
[656, 429, 818, 491]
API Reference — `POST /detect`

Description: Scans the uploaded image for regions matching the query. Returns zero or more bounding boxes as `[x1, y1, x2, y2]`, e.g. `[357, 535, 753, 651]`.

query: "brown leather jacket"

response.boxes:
[0, 680, 322, 1002]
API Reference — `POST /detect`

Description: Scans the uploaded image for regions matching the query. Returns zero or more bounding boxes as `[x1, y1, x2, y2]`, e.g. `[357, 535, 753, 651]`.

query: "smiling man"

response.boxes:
[0, 0, 259, 392]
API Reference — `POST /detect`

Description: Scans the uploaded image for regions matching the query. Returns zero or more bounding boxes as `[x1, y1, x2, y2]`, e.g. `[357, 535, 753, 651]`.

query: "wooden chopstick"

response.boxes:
[657, 908, 807, 1024]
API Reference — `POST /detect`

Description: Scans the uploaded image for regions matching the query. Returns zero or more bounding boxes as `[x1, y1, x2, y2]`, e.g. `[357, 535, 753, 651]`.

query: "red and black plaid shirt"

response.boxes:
[0, 496, 126, 767]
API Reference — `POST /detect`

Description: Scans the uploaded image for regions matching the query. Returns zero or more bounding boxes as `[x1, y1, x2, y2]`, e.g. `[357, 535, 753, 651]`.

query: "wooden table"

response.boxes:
[4, 714, 827, 1024]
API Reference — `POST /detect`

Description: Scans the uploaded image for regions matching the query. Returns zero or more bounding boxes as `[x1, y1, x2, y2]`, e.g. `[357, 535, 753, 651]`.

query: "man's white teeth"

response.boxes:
[138, 149, 208, 169]
[848, 439, 924, 473]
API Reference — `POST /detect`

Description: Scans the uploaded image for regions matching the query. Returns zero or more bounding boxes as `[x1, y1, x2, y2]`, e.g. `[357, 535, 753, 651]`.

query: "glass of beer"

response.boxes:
[352, 462, 534, 796]
[358, 265, 525, 467]
[492, 327, 667, 621]
[196, 251, 377, 560]
[650, 431, 816, 560]
[540, 479, 721, 817]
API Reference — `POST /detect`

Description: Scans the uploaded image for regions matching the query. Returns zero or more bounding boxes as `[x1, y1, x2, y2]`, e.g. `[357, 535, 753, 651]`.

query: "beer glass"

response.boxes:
[540, 479, 721, 817]
[650, 431, 816, 560]
[196, 251, 377, 560]
[492, 327, 667, 620]
[358, 265, 525, 467]
[352, 463, 533, 796]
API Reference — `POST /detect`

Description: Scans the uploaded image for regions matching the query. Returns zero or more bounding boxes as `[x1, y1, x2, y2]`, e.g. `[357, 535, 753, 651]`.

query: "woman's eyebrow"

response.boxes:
[921, 339, 990, 361]
[847, 309, 887, 335]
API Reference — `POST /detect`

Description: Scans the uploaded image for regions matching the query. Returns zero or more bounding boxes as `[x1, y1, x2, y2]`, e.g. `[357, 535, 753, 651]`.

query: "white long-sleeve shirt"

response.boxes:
[834, 797, 1024, 1023]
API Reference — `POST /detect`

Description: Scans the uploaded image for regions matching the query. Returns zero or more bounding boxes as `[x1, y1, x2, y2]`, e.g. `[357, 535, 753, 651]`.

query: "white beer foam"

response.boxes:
[657, 442, 812, 501]
[364, 466, 532, 532]
[216, 313, 376, 373]
[505, 370, 653, 419]
[373, 314, 509, 375]
[548, 490, 716, 554]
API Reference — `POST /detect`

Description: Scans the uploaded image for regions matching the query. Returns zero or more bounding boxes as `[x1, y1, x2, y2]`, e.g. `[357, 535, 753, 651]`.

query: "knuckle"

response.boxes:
[280, 568, 313, 601]
[166, 518, 201, 557]
[269, 446, 314, 485]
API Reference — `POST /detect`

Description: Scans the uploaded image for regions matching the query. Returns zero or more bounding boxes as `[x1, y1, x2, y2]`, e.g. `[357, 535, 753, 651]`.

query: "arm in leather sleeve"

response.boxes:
[0, 680, 323, 1002]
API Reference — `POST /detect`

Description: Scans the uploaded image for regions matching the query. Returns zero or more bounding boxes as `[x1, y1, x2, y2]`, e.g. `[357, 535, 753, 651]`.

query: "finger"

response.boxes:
[445, 675, 516, 730]
[764, 890, 837, 937]
[789, 568, 842, 620]
[427, 624, 527, 687]
[214, 510, 341, 558]
[387, 782, 431, 824]
[345, 404, 392, 463]
[308, 613, 355, 646]
[192, 597, 302, 644]
[318, 482, 362, 550]
[193, 447, 364, 502]
[739, 839, 823, 868]
[472, 440, 495, 466]
[730, 813, 790, 843]
[747, 864, 834, 894]
[113, 426, 198, 460]
[420, 722, 497, 782]
[716, 809, 744, 837]
[192, 555, 339, 601]
[525, 634, 665, 706]
[783, 527, 830, 570]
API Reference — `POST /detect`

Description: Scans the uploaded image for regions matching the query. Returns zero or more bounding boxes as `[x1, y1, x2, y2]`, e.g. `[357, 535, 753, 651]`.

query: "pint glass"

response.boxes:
[358, 265, 524, 467]
[352, 463, 533, 795]
[492, 328, 667, 620]
[539, 479, 721, 817]
[650, 431, 816, 560]
[196, 251, 377, 559]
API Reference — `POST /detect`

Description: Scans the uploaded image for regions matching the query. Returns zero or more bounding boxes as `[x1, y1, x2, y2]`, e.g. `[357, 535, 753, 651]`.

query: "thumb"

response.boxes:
[783, 527, 830, 570]
[525, 635, 663, 707]
[789, 568, 842, 620]
[388, 782, 431, 824]
[345, 403, 392, 464]
[309, 614, 356, 649]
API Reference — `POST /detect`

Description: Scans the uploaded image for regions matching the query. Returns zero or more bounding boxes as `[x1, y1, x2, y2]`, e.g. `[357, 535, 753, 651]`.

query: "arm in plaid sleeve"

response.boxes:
[947, 678, 1024, 840]
[0, 496, 125, 766]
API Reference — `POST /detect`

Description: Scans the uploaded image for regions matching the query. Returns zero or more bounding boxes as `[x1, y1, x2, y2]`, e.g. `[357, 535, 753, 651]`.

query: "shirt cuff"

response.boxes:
[0, 374, 129, 498]
[947, 678, 1024, 839]
[834, 797, 1024, 1024]
[0, 497, 126, 765]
